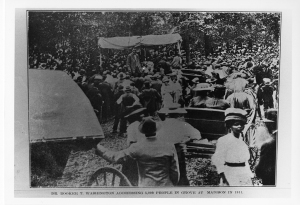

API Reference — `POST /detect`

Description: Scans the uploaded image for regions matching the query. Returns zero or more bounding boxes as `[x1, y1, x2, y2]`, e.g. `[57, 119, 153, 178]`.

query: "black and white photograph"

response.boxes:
[8, 0, 298, 200]
[27, 10, 280, 189]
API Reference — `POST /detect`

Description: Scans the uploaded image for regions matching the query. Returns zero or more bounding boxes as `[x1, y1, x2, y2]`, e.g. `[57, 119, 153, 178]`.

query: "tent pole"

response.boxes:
[99, 48, 102, 68]
[178, 41, 182, 55]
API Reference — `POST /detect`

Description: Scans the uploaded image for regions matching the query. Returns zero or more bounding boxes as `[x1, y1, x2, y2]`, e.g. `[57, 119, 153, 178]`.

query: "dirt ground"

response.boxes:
[31, 119, 261, 187]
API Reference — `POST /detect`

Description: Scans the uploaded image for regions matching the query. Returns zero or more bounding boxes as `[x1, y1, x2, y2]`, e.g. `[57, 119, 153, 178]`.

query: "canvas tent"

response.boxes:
[29, 69, 104, 143]
[98, 33, 182, 49]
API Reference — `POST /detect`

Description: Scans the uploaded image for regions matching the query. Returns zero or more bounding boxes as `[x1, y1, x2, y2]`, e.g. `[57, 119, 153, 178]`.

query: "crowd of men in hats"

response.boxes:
[30, 42, 279, 187]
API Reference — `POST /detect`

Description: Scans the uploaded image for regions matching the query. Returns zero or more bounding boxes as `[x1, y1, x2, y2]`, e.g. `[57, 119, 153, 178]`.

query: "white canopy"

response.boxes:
[98, 33, 182, 49]
[29, 70, 104, 142]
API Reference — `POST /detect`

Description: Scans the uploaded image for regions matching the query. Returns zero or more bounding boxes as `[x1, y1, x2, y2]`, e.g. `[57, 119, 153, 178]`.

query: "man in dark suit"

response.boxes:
[127, 47, 141, 77]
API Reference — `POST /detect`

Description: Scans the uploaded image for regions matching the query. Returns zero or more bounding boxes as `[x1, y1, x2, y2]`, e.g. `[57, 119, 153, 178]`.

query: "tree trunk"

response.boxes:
[204, 33, 211, 57]
[184, 26, 190, 64]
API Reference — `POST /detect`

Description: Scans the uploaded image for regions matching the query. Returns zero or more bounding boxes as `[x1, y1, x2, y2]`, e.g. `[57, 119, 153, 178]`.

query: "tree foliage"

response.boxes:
[29, 11, 281, 64]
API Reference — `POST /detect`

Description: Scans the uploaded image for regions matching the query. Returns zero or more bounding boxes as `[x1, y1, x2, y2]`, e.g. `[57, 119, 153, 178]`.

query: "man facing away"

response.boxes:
[96, 117, 180, 187]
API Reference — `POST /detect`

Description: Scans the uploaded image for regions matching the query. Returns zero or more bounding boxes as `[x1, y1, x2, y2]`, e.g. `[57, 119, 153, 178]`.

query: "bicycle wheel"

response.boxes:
[88, 167, 132, 187]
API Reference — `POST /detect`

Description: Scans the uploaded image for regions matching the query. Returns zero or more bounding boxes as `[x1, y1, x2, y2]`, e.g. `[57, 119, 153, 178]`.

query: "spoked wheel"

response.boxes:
[88, 167, 132, 187]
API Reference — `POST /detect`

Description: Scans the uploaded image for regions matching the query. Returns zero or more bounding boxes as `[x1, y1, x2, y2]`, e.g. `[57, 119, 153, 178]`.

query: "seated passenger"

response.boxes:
[189, 83, 213, 108]
[205, 85, 230, 110]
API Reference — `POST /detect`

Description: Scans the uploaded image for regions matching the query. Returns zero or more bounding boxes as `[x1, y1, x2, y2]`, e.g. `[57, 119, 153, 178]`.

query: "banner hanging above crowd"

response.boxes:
[98, 33, 182, 49]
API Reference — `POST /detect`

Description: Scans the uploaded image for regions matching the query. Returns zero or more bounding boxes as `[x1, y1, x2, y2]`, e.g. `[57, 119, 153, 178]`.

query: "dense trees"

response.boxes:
[29, 11, 281, 65]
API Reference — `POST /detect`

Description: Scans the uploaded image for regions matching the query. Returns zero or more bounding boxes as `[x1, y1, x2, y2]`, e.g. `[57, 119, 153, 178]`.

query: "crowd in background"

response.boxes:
[29, 42, 279, 121]
[29, 41, 279, 186]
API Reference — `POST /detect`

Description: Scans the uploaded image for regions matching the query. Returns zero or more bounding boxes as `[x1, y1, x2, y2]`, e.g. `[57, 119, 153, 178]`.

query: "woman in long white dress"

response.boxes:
[211, 108, 254, 186]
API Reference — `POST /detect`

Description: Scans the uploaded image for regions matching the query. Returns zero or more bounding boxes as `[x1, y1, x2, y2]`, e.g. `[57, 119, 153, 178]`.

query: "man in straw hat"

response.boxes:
[96, 117, 180, 187]
[116, 86, 141, 134]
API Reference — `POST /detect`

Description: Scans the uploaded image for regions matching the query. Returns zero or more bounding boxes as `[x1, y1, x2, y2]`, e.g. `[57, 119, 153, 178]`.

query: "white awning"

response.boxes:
[98, 33, 182, 49]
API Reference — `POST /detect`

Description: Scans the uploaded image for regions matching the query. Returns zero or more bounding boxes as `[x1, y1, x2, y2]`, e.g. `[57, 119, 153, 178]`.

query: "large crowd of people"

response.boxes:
[30, 42, 279, 187]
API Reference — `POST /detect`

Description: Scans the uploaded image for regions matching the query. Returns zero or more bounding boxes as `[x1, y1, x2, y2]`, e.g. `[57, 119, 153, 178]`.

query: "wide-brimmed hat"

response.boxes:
[124, 86, 131, 92]
[158, 103, 187, 114]
[167, 72, 177, 77]
[138, 117, 161, 136]
[150, 74, 159, 79]
[93, 74, 103, 80]
[203, 61, 211, 65]
[193, 83, 213, 91]
[124, 107, 147, 119]
[225, 108, 247, 123]
[264, 109, 277, 123]
[158, 107, 187, 114]
[206, 78, 217, 83]
[263, 78, 271, 85]
[192, 77, 200, 83]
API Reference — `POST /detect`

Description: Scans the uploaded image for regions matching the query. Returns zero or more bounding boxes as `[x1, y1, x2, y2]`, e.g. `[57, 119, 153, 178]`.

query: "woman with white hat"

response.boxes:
[211, 108, 253, 186]
[188, 83, 213, 107]
[161, 76, 175, 107]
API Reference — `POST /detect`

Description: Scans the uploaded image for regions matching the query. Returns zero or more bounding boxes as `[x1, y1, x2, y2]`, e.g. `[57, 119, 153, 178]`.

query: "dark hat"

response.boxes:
[225, 108, 247, 123]
[264, 109, 278, 123]
[158, 102, 186, 114]
[138, 117, 161, 136]
[119, 73, 125, 79]
[206, 78, 217, 83]
[162, 76, 170, 83]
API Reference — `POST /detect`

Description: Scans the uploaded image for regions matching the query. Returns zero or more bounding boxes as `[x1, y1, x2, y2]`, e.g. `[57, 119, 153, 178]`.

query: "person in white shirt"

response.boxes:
[211, 108, 253, 186]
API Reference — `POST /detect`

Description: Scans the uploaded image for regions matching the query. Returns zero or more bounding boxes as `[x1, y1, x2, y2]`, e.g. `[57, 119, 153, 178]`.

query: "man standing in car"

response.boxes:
[127, 47, 141, 77]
